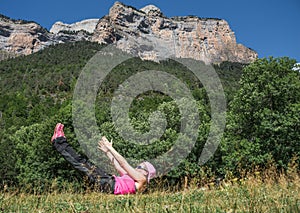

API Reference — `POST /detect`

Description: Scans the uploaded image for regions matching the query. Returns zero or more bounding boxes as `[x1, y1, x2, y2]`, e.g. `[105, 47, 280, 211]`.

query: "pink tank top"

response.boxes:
[113, 174, 136, 195]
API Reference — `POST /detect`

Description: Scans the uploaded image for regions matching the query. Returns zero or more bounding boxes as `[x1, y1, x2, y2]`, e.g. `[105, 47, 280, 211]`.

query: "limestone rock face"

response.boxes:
[0, 16, 51, 55]
[0, 2, 257, 63]
[92, 2, 257, 63]
[0, 15, 91, 56]
[140, 5, 164, 17]
[50, 19, 99, 34]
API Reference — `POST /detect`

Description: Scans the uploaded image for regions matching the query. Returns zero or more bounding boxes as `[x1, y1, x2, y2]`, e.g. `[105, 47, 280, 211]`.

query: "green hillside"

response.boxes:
[0, 41, 298, 191]
[0, 41, 243, 133]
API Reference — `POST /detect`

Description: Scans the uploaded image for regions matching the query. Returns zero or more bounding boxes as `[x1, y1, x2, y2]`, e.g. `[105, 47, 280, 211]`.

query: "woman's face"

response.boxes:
[136, 163, 149, 177]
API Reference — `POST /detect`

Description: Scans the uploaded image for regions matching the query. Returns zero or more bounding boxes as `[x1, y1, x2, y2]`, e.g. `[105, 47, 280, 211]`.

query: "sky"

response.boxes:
[1, 0, 299, 62]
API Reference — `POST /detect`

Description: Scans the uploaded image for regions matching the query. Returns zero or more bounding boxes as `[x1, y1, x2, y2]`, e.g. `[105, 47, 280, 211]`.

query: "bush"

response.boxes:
[221, 57, 300, 174]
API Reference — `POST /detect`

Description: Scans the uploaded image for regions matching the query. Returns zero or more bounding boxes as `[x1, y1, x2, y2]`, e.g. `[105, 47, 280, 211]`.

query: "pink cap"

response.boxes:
[143, 161, 156, 183]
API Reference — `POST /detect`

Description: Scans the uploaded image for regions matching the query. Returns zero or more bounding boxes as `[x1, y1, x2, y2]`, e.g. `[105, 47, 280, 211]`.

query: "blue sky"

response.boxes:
[1, 0, 299, 62]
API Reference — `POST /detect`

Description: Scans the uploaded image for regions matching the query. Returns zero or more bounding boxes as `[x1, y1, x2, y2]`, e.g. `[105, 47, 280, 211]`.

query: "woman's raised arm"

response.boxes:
[98, 140, 127, 175]
[98, 136, 147, 184]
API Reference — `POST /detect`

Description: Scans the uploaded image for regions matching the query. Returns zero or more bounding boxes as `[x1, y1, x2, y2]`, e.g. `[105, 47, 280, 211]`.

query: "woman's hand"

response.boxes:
[98, 136, 112, 153]
[98, 141, 109, 153]
[101, 136, 113, 148]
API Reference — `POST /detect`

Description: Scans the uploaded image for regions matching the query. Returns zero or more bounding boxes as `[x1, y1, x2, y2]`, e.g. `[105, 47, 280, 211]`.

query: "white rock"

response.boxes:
[50, 19, 99, 34]
[292, 63, 300, 71]
[141, 5, 161, 13]
[140, 5, 163, 16]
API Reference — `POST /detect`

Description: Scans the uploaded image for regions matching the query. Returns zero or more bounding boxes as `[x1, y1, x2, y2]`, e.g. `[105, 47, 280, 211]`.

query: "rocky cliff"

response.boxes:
[92, 2, 257, 63]
[50, 19, 99, 34]
[0, 15, 50, 55]
[0, 2, 257, 63]
[0, 15, 92, 56]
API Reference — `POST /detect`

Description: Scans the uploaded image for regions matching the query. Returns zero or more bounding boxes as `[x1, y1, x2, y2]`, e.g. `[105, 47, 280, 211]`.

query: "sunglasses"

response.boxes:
[136, 165, 148, 173]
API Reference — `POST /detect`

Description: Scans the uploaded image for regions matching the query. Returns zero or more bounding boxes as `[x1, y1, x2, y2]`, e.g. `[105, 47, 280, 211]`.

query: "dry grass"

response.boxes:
[1, 165, 299, 213]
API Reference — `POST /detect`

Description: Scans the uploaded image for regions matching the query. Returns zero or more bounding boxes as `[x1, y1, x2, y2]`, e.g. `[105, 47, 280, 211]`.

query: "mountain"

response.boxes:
[92, 2, 257, 63]
[50, 19, 99, 34]
[0, 2, 257, 64]
[0, 14, 50, 55]
[0, 14, 92, 56]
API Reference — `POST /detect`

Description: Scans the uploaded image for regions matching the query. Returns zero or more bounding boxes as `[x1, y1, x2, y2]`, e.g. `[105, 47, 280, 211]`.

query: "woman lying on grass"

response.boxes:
[51, 123, 156, 195]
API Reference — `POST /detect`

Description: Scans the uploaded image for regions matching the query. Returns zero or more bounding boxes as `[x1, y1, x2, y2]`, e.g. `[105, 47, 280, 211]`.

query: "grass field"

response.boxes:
[1, 170, 299, 213]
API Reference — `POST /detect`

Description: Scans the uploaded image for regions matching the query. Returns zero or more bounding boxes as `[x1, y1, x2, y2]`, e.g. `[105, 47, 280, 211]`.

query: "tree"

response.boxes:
[11, 104, 84, 191]
[221, 57, 300, 173]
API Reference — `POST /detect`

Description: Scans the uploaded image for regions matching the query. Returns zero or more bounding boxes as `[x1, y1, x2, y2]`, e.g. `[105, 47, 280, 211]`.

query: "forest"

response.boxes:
[0, 41, 299, 192]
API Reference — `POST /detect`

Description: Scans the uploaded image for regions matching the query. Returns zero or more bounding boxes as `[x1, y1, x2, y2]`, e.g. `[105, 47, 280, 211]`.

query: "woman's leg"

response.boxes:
[51, 123, 115, 193]
[52, 137, 106, 176]
[52, 137, 115, 193]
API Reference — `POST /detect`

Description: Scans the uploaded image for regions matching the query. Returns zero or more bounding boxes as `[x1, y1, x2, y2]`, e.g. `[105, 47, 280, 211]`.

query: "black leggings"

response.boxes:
[52, 137, 115, 193]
